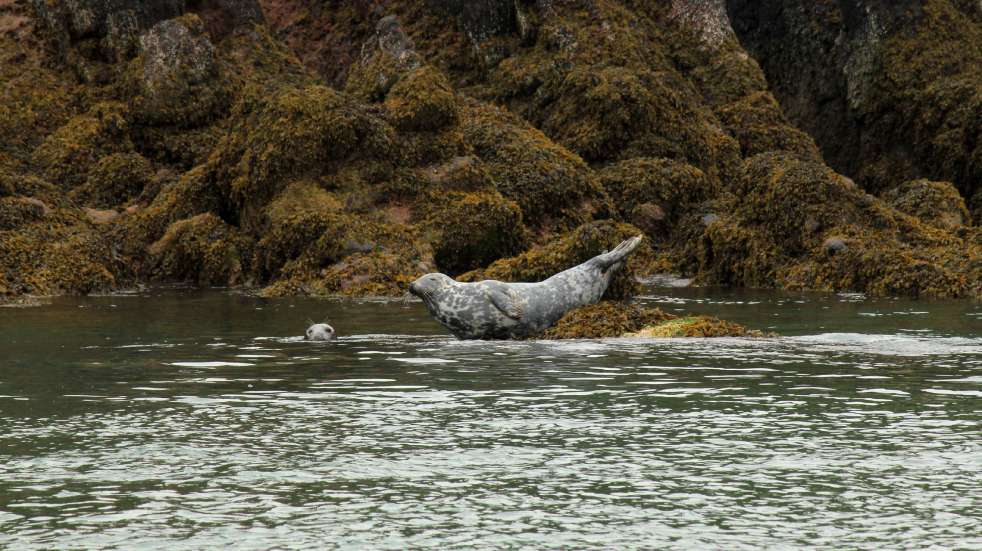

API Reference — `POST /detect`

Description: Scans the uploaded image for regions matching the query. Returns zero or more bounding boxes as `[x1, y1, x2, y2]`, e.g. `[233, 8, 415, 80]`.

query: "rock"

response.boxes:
[668, 0, 735, 48]
[83, 207, 119, 224]
[727, 0, 981, 204]
[425, 190, 529, 275]
[133, 14, 226, 125]
[823, 236, 847, 254]
[427, 0, 515, 43]
[630, 202, 668, 238]
[426, 0, 517, 66]
[0, 197, 47, 230]
[344, 15, 421, 101]
[882, 179, 971, 230]
[701, 213, 720, 226]
[384, 65, 460, 132]
[29, 0, 185, 57]
[376, 14, 416, 63]
[193, 0, 265, 40]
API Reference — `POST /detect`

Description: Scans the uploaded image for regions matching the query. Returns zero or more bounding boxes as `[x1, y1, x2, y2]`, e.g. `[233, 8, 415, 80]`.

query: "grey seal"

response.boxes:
[409, 235, 643, 339]
[305, 322, 336, 341]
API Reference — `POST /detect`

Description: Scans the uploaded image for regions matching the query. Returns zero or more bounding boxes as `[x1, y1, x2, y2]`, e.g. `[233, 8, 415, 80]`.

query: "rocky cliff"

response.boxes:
[1, 0, 979, 303]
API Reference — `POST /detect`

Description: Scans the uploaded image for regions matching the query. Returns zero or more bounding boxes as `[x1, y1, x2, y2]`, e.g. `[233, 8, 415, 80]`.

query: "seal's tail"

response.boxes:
[591, 235, 643, 271]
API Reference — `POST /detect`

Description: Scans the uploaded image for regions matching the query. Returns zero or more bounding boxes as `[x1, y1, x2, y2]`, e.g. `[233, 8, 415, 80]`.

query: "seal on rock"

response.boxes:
[409, 235, 644, 339]
[305, 322, 336, 341]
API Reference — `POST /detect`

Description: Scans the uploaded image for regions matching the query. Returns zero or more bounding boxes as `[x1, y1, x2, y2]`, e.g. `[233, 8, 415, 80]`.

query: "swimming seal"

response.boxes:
[305, 323, 336, 341]
[409, 235, 643, 339]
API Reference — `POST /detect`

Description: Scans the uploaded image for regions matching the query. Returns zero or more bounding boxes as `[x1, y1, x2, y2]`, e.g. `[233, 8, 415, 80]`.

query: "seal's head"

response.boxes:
[305, 323, 336, 341]
[409, 273, 454, 305]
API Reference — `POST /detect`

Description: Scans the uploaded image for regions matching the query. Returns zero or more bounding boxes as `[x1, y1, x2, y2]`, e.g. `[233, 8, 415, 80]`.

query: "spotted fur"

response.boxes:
[409, 235, 643, 339]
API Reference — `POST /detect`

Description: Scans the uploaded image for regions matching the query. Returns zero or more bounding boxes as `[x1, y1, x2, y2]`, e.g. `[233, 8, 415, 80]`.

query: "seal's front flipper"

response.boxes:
[484, 282, 525, 320]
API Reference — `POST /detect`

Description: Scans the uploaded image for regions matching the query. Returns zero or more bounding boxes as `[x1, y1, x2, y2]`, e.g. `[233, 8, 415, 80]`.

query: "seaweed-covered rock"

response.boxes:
[716, 91, 822, 160]
[29, 0, 186, 63]
[688, 152, 982, 298]
[728, 0, 982, 203]
[384, 65, 460, 131]
[627, 316, 767, 338]
[71, 152, 153, 208]
[458, 101, 610, 229]
[0, 197, 48, 230]
[541, 301, 674, 339]
[261, 249, 424, 298]
[540, 300, 768, 339]
[425, 190, 528, 275]
[147, 213, 252, 286]
[461, 220, 653, 300]
[31, 103, 132, 189]
[538, 66, 719, 166]
[212, 84, 396, 229]
[598, 157, 716, 238]
[0, 204, 117, 296]
[882, 179, 971, 231]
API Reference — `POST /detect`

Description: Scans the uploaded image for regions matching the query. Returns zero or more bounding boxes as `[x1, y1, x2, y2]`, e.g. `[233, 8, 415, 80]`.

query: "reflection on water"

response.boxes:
[0, 289, 980, 549]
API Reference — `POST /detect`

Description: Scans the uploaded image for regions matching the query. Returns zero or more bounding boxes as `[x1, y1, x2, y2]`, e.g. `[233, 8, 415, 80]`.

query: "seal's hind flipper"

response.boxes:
[484, 282, 525, 320]
[591, 235, 644, 271]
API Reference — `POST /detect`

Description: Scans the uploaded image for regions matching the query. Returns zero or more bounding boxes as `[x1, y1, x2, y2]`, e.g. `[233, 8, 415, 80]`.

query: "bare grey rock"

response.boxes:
[823, 236, 848, 254]
[135, 14, 225, 125]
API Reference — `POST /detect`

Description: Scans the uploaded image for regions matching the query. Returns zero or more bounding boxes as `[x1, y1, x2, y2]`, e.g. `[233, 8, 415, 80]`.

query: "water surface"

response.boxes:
[1, 289, 980, 549]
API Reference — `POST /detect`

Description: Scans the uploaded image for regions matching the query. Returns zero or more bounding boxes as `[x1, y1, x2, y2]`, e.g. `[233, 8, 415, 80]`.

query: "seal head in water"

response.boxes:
[306, 323, 336, 341]
[409, 235, 643, 339]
